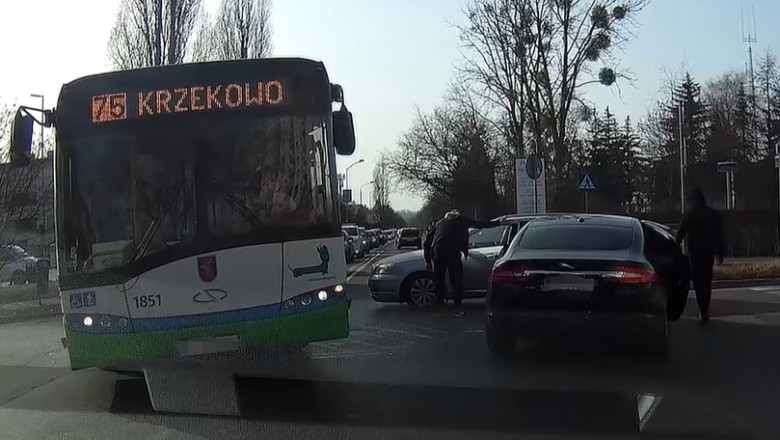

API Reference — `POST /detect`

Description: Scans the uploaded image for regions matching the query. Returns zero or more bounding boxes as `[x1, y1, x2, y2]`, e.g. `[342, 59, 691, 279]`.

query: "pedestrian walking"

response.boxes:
[675, 187, 725, 325]
[423, 210, 499, 317]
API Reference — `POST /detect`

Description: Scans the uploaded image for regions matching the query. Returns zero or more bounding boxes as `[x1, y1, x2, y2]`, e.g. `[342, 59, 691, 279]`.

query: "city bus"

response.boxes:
[9, 58, 357, 370]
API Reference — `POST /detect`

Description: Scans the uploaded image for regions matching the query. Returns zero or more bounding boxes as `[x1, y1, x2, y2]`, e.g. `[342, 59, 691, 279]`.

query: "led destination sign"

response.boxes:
[91, 80, 284, 123]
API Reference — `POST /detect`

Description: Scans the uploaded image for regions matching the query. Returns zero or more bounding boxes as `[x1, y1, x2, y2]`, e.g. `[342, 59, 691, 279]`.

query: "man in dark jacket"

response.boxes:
[424, 210, 499, 317]
[675, 187, 725, 325]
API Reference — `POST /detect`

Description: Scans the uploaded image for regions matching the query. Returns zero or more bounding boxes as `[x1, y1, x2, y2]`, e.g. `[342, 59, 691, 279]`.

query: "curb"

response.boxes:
[0, 304, 61, 326]
[713, 278, 780, 289]
[0, 284, 59, 305]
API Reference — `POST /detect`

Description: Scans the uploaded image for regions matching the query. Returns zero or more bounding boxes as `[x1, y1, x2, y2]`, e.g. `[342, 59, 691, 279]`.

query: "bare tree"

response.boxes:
[108, 0, 204, 69]
[458, 0, 647, 197]
[372, 155, 391, 209]
[212, 0, 273, 60]
[189, 10, 215, 62]
[388, 87, 501, 217]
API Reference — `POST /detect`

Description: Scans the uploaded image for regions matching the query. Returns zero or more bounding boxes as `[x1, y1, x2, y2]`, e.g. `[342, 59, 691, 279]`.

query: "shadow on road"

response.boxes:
[110, 374, 647, 437]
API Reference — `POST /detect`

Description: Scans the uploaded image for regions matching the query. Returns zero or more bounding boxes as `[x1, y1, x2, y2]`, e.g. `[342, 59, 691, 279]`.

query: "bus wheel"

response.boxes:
[11, 270, 26, 285]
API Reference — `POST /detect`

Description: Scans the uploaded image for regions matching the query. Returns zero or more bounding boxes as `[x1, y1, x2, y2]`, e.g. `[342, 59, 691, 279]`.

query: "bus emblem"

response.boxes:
[192, 288, 228, 303]
[289, 245, 330, 278]
[197, 256, 218, 282]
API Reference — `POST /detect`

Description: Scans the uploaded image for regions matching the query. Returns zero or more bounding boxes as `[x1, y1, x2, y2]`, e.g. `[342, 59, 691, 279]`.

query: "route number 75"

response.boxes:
[91, 93, 128, 123]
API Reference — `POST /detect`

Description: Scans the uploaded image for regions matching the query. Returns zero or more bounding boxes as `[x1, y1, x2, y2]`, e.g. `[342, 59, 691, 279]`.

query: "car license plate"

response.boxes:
[542, 274, 595, 292]
[174, 335, 241, 357]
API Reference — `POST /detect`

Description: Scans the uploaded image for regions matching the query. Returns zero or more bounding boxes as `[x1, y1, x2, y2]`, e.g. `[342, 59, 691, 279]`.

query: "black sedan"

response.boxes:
[485, 214, 690, 357]
[342, 230, 356, 263]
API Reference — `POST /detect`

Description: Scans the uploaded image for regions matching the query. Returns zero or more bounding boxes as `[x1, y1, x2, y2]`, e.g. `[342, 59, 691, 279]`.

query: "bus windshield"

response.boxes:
[60, 113, 337, 274]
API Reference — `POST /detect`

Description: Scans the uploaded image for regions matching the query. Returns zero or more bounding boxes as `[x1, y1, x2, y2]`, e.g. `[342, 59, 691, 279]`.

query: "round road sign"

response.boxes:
[525, 155, 542, 180]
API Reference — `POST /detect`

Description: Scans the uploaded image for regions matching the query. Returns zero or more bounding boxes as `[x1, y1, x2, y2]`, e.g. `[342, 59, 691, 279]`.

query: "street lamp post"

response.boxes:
[360, 181, 374, 206]
[31, 93, 45, 258]
[344, 159, 364, 223]
[345, 159, 365, 191]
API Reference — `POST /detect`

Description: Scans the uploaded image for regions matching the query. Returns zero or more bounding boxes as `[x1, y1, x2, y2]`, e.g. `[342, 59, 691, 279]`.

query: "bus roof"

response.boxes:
[55, 58, 333, 133]
[60, 57, 327, 94]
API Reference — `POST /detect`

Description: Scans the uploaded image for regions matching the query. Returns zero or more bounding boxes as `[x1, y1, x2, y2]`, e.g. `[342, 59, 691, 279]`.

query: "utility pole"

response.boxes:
[344, 159, 364, 223]
[360, 181, 374, 206]
[678, 102, 687, 214]
[31, 93, 45, 258]
[776, 145, 780, 255]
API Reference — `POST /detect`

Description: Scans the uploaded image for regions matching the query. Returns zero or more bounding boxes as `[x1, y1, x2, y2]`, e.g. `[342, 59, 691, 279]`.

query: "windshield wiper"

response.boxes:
[127, 185, 265, 263]
[129, 215, 165, 262]
[128, 182, 186, 262]
[222, 191, 263, 228]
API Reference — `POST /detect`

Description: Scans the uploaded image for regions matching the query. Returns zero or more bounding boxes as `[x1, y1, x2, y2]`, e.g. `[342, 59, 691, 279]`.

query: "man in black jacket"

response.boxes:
[675, 187, 725, 325]
[424, 210, 499, 317]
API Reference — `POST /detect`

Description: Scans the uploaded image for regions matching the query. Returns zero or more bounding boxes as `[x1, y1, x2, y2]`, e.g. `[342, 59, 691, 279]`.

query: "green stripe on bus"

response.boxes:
[65, 301, 349, 370]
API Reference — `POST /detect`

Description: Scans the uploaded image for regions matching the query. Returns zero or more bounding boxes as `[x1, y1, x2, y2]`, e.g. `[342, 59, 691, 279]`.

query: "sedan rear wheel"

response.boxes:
[405, 274, 437, 307]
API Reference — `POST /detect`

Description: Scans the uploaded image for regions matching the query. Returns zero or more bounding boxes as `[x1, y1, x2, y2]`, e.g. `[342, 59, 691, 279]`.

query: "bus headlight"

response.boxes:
[301, 295, 312, 306]
[318, 290, 328, 301]
[83, 316, 93, 326]
[334, 284, 344, 294]
[100, 315, 111, 327]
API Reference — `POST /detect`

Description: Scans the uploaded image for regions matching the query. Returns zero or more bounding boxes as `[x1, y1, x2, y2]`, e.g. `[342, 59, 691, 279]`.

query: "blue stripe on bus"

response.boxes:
[65, 288, 348, 334]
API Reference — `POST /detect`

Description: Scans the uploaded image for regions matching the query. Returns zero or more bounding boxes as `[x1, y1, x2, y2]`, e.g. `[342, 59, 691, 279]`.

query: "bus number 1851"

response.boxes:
[132, 294, 161, 309]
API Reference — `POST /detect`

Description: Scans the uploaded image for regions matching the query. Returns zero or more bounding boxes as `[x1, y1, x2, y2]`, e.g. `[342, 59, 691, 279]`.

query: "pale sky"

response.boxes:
[1, 0, 778, 211]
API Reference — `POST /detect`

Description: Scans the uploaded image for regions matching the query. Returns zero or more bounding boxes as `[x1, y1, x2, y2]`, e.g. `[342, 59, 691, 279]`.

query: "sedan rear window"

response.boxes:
[400, 229, 419, 237]
[516, 225, 634, 250]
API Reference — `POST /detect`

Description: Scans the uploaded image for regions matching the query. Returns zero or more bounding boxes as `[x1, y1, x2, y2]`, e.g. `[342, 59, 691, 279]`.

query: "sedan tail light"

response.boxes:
[603, 265, 656, 285]
[490, 262, 531, 284]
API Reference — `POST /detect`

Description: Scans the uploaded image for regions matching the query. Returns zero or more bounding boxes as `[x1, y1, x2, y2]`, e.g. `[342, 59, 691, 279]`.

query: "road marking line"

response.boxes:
[346, 245, 390, 282]
[398, 323, 451, 335]
[362, 325, 438, 340]
[313, 335, 402, 352]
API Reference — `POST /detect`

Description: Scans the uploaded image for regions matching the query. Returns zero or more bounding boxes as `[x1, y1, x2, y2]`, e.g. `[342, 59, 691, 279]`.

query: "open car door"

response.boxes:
[641, 221, 691, 321]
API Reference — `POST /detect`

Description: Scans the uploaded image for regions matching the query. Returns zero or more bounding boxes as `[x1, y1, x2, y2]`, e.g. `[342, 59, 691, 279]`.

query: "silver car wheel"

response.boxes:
[408, 277, 436, 307]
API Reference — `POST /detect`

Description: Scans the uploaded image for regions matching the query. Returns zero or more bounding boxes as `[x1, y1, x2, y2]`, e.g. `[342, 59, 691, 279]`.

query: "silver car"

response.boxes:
[0, 244, 41, 285]
[342, 224, 366, 258]
[369, 215, 542, 306]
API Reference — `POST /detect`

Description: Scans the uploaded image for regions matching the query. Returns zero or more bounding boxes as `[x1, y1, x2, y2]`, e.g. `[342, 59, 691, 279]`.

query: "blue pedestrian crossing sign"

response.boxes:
[577, 173, 597, 191]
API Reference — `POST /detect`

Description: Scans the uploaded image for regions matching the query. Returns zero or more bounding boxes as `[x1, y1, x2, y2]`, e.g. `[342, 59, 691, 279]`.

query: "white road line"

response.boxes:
[346, 245, 390, 282]
[749, 286, 780, 292]
[715, 285, 780, 292]
[398, 323, 451, 335]
[361, 325, 438, 340]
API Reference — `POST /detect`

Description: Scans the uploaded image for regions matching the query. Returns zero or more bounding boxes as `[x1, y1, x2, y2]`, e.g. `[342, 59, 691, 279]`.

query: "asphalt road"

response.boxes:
[2, 243, 780, 439]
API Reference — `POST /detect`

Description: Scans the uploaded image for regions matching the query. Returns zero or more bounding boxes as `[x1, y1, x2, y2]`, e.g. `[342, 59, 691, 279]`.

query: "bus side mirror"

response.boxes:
[333, 106, 355, 156]
[9, 109, 34, 168]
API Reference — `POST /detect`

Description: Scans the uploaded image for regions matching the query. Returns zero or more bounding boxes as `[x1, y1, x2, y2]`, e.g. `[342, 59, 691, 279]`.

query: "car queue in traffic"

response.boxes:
[367, 213, 692, 358]
[341, 224, 398, 263]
